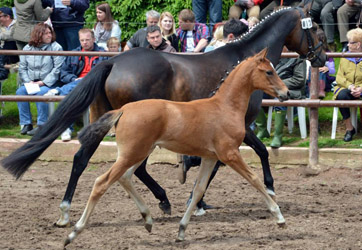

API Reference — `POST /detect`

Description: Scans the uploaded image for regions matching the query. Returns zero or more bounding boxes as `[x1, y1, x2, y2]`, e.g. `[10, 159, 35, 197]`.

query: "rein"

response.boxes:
[296, 7, 323, 64]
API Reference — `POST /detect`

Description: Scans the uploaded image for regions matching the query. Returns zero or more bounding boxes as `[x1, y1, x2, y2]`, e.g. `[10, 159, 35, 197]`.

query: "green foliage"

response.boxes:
[0, 0, 14, 7]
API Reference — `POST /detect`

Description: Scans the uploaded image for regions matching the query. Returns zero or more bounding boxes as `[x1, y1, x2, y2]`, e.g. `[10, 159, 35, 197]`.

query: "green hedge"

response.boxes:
[1, 0, 235, 41]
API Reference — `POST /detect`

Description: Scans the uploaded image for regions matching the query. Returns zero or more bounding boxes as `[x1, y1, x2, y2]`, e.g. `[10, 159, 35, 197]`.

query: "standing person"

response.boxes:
[333, 28, 362, 142]
[93, 2, 121, 51]
[123, 10, 160, 51]
[0, 7, 19, 66]
[192, 0, 222, 33]
[146, 25, 176, 52]
[44, 29, 106, 141]
[42, 0, 89, 51]
[12, 0, 52, 50]
[337, 0, 361, 51]
[159, 11, 179, 51]
[16, 23, 65, 136]
[176, 9, 210, 53]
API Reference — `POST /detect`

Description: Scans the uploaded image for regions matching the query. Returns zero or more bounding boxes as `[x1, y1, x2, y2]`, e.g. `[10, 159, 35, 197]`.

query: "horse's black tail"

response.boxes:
[1, 59, 115, 179]
[78, 110, 123, 148]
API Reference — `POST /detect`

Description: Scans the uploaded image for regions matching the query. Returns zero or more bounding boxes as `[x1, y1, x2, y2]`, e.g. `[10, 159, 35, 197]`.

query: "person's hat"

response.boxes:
[0, 7, 13, 18]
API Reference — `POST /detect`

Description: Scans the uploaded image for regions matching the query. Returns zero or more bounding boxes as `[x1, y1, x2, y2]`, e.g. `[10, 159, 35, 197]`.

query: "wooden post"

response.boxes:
[309, 67, 319, 167]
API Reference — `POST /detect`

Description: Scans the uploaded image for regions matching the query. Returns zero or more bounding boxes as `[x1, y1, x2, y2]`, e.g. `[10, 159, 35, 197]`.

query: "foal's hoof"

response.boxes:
[158, 200, 171, 215]
[54, 221, 70, 228]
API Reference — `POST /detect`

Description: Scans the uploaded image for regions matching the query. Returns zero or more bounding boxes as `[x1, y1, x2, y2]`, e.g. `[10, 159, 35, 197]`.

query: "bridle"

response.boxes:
[296, 7, 323, 64]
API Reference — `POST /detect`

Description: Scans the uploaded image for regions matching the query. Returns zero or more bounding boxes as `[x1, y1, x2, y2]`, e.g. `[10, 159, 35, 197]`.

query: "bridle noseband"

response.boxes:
[296, 7, 323, 64]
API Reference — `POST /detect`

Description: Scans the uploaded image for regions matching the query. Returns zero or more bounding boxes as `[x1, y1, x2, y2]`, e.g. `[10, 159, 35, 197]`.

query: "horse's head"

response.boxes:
[285, 4, 327, 67]
[251, 48, 289, 102]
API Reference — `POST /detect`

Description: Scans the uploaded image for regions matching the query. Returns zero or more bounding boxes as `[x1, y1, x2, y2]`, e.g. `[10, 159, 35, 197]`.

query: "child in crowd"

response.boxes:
[107, 37, 121, 52]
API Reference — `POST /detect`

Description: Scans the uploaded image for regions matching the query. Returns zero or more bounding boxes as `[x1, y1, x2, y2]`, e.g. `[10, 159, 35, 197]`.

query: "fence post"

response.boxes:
[309, 67, 319, 167]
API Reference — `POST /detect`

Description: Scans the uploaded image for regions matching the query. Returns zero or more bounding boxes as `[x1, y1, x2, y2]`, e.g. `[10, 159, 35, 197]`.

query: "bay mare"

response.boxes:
[1, 6, 326, 227]
[64, 49, 289, 246]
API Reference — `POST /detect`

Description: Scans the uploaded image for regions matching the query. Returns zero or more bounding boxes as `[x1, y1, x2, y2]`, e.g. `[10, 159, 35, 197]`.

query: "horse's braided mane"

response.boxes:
[229, 7, 292, 45]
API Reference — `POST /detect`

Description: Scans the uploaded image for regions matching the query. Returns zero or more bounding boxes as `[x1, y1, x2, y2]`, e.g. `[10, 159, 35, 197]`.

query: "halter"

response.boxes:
[296, 7, 323, 64]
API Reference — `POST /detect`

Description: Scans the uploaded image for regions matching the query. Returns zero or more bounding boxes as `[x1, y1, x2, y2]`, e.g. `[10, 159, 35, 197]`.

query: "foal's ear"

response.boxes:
[256, 48, 269, 61]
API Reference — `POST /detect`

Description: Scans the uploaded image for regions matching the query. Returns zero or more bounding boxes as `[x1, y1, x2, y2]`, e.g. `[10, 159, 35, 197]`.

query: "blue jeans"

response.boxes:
[56, 79, 81, 96]
[192, 0, 222, 33]
[54, 26, 82, 51]
[16, 85, 52, 125]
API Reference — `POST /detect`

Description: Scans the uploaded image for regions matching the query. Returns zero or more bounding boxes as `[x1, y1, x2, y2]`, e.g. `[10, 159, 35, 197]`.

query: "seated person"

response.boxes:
[337, 0, 361, 51]
[93, 2, 121, 50]
[159, 11, 179, 51]
[107, 37, 121, 52]
[45, 28, 106, 141]
[0, 7, 19, 68]
[146, 25, 176, 52]
[16, 23, 65, 136]
[205, 18, 248, 52]
[176, 9, 210, 52]
[333, 28, 362, 142]
[123, 10, 160, 51]
[256, 46, 307, 148]
[229, 0, 263, 21]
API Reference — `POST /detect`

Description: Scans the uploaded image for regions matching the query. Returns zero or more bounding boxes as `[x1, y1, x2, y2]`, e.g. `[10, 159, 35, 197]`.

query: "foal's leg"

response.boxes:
[177, 158, 217, 242]
[134, 157, 171, 215]
[218, 149, 285, 225]
[57, 144, 98, 227]
[119, 165, 153, 232]
[64, 158, 141, 247]
[243, 130, 275, 196]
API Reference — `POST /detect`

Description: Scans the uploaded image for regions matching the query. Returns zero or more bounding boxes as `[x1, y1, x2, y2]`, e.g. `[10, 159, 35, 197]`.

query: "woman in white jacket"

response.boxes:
[16, 23, 65, 136]
[93, 2, 121, 50]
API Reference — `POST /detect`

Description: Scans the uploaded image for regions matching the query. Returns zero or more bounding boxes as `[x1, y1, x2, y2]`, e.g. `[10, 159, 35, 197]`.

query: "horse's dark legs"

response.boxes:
[134, 157, 171, 215]
[243, 130, 275, 193]
[57, 145, 99, 227]
[188, 160, 222, 209]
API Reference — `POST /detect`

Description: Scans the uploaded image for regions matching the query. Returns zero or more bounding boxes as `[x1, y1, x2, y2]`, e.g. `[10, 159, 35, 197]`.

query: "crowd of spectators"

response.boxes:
[0, 0, 361, 143]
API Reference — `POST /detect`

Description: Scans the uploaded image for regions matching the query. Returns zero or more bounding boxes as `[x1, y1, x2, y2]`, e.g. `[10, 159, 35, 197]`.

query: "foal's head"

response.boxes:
[248, 48, 289, 102]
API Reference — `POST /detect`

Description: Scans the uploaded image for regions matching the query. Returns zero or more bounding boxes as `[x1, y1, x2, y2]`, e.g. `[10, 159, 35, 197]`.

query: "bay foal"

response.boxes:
[64, 49, 288, 246]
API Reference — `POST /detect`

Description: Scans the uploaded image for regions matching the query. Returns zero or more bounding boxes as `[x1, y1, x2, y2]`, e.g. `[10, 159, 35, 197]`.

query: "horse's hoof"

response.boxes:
[158, 200, 171, 215]
[145, 223, 152, 233]
[64, 237, 71, 247]
[277, 222, 287, 228]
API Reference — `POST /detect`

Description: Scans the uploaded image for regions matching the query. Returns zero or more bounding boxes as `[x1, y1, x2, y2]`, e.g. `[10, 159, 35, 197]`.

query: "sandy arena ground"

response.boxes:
[1, 158, 362, 250]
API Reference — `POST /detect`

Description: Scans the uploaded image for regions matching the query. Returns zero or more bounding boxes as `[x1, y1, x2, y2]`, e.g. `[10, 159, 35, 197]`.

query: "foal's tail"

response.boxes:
[78, 110, 123, 148]
[1, 59, 115, 179]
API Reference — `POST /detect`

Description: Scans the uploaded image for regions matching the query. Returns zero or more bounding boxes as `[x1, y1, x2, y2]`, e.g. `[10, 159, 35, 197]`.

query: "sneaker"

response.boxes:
[61, 128, 72, 142]
[44, 89, 59, 96]
[27, 125, 41, 136]
[20, 124, 33, 135]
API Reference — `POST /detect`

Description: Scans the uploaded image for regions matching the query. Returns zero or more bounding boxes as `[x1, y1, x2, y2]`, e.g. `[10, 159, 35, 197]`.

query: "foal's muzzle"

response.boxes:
[278, 90, 290, 102]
